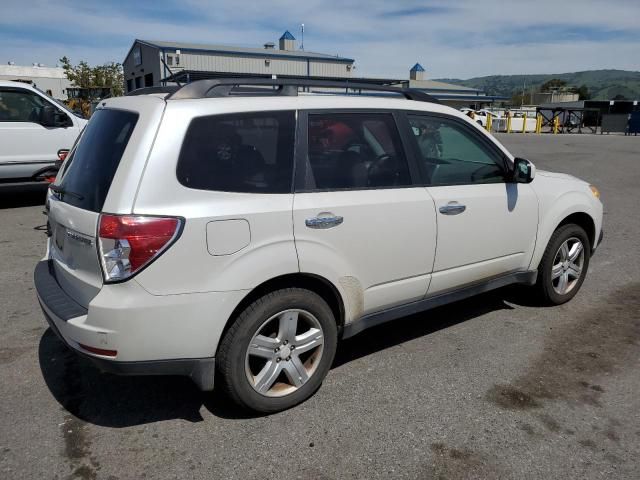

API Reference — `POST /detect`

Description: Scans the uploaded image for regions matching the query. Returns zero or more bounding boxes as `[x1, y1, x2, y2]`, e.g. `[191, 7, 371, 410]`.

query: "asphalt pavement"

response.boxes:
[0, 133, 638, 479]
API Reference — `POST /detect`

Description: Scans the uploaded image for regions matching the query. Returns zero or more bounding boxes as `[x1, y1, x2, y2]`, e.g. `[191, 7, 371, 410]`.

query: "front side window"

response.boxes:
[177, 111, 296, 193]
[0, 88, 46, 122]
[408, 115, 505, 186]
[304, 112, 411, 190]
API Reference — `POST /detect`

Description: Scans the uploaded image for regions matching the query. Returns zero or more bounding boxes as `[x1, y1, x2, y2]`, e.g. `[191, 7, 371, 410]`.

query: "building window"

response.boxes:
[166, 55, 173, 66]
[133, 47, 142, 66]
[135, 76, 142, 89]
[126, 79, 133, 92]
[265, 59, 271, 67]
[144, 73, 153, 87]
[346, 64, 352, 71]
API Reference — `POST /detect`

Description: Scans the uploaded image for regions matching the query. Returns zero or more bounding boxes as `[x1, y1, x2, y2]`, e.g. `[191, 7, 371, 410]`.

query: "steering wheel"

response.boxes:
[470, 163, 501, 182]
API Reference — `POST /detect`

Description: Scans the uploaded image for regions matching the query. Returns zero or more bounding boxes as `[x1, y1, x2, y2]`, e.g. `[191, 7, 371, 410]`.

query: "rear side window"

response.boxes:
[58, 109, 138, 212]
[177, 111, 296, 193]
[303, 112, 411, 190]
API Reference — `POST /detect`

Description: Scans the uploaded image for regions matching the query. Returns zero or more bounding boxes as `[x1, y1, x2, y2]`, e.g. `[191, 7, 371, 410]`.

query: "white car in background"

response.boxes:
[35, 79, 603, 413]
[0, 80, 87, 186]
[460, 108, 500, 128]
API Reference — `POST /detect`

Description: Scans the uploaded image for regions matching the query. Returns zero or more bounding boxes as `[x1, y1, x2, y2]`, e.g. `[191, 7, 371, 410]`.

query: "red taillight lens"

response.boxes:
[98, 214, 182, 282]
[57, 149, 69, 161]
[78, 343, 117, 357]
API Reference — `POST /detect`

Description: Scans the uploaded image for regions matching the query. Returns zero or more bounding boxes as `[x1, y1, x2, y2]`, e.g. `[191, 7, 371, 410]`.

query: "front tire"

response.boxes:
[537, 224, 590, 305]
[217, 288, 338, 413]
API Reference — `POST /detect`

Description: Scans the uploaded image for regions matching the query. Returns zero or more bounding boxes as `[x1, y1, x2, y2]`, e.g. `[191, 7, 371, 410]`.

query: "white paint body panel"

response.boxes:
[293, 188, 437, 319]
[426, 183, 539, 294]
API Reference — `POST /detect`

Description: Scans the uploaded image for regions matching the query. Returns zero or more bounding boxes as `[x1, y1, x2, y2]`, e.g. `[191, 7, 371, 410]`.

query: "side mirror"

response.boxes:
[512, 157, 536, 183]
[40, 105, 72, 127]
[40, 105, 56, 127]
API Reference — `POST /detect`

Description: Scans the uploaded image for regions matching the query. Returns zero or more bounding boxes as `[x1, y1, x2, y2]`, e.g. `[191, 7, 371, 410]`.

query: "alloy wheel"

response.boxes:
[244, 309, 324, 397]
[551, 236, 585, 295]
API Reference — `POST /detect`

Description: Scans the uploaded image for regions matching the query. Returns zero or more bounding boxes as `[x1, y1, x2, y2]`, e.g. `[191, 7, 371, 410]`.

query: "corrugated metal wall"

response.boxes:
[173, 51, 351, 78]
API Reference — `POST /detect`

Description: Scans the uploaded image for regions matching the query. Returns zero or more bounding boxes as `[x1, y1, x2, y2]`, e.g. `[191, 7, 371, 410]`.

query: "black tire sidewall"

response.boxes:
[539, 224, 591, 305]
[218, 288, 338, 413]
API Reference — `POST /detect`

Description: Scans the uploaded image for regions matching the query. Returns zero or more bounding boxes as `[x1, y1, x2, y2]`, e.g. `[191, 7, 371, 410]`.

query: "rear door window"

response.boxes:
[176, 111, 296, 193]
[57, 108, 138, 212]
[302, 112, 411, 190]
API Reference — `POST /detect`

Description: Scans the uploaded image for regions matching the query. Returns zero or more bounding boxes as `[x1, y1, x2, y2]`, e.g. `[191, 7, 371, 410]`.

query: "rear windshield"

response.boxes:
[58, 109, 138, 212]
[176, 111, 296, 193]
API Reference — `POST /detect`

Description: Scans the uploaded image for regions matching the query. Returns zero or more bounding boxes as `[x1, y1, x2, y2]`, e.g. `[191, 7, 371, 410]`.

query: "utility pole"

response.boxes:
[300, 23, 305, 50]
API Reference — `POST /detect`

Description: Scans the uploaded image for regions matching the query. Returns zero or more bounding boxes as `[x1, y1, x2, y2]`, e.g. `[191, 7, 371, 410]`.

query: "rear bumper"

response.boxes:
[33, 259, 236, 391]
[39, 304, 215, 390]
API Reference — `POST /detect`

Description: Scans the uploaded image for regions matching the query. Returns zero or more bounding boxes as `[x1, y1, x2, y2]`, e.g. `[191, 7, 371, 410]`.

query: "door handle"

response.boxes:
[439, 202, 466, 215]
[305, 212, 344, 229]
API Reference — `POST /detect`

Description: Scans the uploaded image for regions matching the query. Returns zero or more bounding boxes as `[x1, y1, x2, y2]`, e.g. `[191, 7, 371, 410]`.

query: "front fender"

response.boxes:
[529, 188, 602, 269]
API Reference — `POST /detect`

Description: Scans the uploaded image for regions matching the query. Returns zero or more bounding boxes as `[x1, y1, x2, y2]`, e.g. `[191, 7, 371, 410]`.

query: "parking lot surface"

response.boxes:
[0, 134, 638, 480]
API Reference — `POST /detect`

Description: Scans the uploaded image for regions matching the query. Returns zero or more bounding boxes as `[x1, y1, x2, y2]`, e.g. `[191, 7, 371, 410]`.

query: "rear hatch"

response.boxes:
[47, 98, 164, 308]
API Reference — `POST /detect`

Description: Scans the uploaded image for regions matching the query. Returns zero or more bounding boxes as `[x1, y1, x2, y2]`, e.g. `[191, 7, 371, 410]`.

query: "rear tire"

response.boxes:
[536, 224, 590, 305]
[217, 288, 337, 413]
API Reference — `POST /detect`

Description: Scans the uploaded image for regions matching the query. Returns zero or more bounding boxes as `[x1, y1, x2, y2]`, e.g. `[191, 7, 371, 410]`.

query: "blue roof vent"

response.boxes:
[280, 30, 296, 40]
[410, 63, 425, 72]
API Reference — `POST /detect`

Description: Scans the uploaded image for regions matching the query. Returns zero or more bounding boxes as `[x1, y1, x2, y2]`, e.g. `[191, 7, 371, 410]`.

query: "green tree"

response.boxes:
[59, 56, 124, 97]
[574, 84, 591, 100]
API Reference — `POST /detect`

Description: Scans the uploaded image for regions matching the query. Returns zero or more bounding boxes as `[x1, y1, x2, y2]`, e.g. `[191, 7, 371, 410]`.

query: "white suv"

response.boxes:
[35, 79, 603, 412]
[0, 80, 87, 185]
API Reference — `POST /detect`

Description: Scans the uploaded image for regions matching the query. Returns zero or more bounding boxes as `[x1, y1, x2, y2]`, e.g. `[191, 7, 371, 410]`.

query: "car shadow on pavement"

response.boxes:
[39, 288, 524, 425]
[0, 185, 48, 209]
[38, 329, 256, 426]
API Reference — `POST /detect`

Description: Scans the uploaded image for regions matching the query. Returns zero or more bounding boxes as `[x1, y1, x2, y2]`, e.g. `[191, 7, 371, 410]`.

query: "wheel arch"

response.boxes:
[556, 212, 596, 249]
[531, 208, 597, 270]
[217, 273, 346, 354]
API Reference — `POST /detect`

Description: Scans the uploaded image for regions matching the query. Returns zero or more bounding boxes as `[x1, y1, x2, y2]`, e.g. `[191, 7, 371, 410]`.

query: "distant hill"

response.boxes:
[435, 70, 640, 100]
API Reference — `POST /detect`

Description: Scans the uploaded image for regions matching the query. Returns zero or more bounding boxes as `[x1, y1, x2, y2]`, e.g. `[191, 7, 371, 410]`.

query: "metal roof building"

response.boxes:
[123, 33, 355, 93]
[122, 33, 501, 107]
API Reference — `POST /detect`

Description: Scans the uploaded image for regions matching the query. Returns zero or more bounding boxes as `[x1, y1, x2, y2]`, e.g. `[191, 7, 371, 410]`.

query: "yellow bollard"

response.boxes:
[535, 114, 542, 134]
[486, 114, 492, 132]
[506, 116, 512, 133]
[522, 113, 527, 134]
[553, 116, 559, 134]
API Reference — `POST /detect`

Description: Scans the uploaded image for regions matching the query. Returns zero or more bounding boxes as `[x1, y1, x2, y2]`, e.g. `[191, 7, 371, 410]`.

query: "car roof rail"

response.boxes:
[166, 78, 440, 104]
[125, 86, 180, 96]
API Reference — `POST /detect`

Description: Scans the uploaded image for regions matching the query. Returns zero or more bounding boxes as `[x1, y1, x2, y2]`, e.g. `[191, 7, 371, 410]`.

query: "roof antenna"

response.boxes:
[300, 23, 304, 50]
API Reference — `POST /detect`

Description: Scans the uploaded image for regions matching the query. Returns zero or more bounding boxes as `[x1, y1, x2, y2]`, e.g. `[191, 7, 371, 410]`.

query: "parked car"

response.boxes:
[35, 79, 603, 413]
[460, 108, 499, 128]
[0, 80, 87, 186]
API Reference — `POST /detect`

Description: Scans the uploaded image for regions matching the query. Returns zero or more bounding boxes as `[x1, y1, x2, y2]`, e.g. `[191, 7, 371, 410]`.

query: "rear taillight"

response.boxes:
[57, 149, 69, 161]
[98, 214, 182, 283]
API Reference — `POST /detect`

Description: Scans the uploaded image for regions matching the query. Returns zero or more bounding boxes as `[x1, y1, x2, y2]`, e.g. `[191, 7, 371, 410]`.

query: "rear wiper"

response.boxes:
[49, 184, 84, 200]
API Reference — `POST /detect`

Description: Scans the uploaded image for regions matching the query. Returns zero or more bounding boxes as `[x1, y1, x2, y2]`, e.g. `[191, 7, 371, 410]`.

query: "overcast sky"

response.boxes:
[1, 0, 639, 79]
